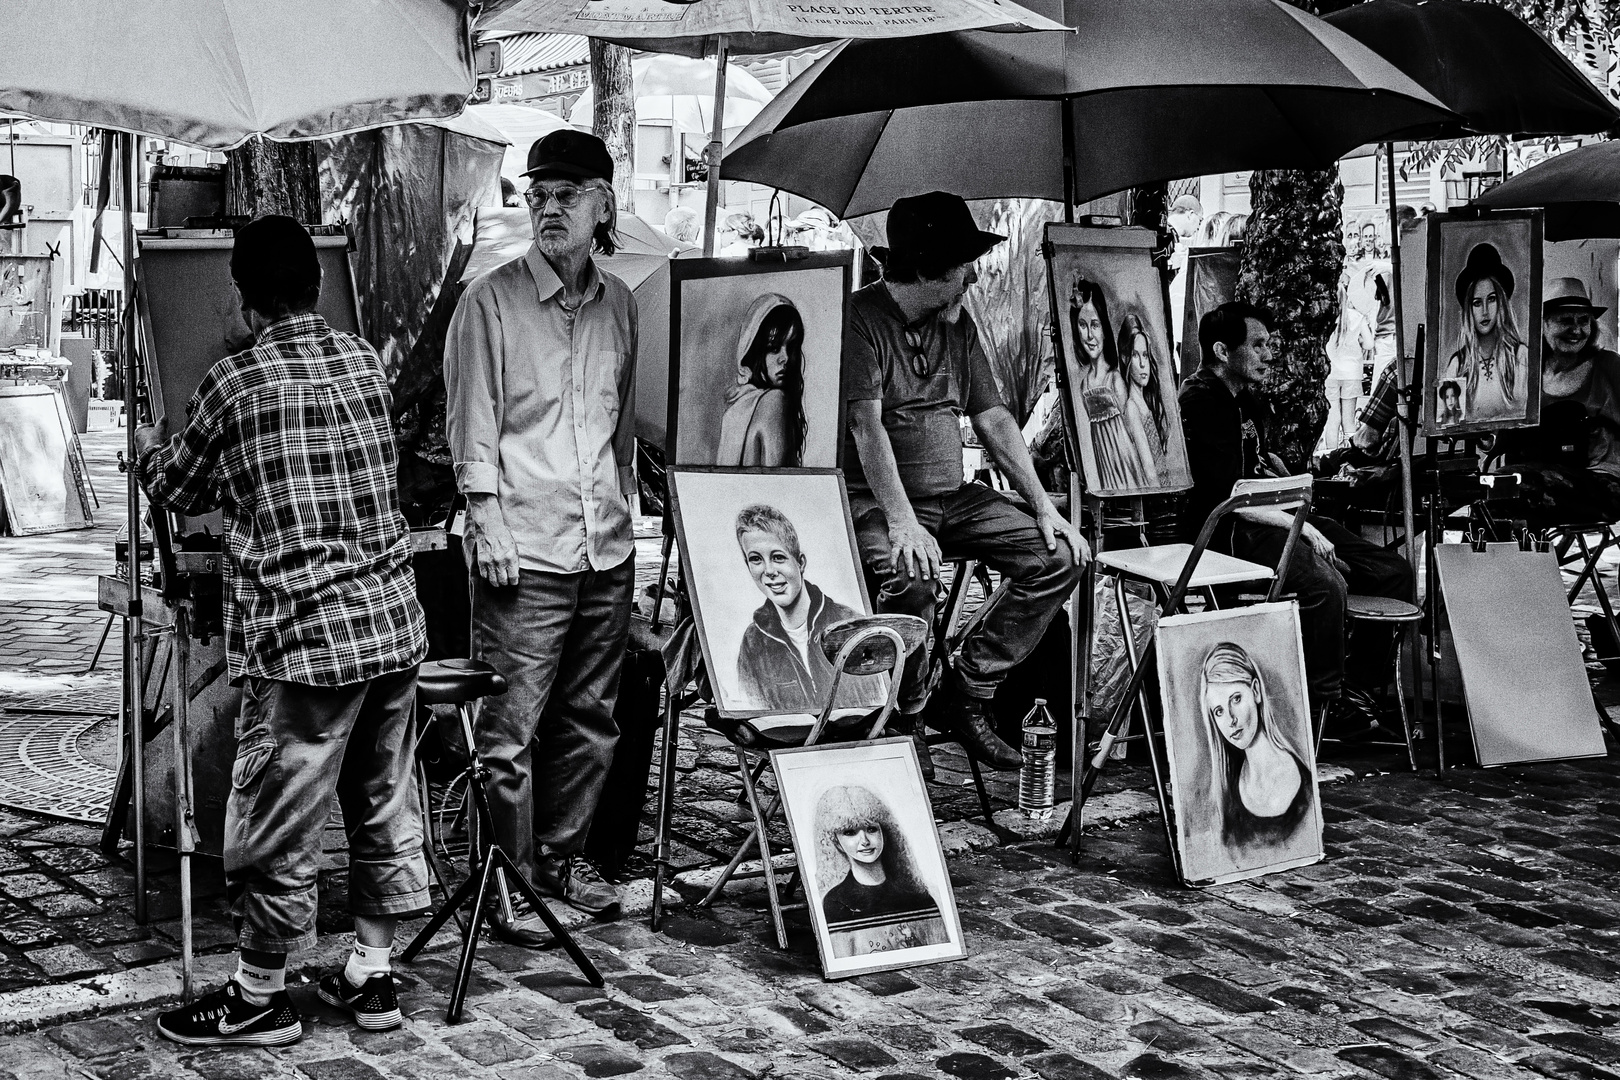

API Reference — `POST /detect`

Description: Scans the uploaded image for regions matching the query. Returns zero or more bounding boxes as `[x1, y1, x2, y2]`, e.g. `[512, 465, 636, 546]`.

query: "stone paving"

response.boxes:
[2, 422, 1620, 1079]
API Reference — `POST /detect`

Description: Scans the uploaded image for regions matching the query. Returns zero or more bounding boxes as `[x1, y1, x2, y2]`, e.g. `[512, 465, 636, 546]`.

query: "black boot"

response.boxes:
[884, 710, 935, 780]
[939, 692, 1023, 771]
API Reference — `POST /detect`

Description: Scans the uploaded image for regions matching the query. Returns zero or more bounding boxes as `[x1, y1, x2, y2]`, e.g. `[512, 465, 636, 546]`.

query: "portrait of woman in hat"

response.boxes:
[1436, 241, 1531, 427]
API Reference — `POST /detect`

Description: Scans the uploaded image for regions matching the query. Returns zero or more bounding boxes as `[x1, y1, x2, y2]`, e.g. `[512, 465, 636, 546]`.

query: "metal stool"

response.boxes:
[401, 659, 604, 1021]
[1336, 594, 1424, 770]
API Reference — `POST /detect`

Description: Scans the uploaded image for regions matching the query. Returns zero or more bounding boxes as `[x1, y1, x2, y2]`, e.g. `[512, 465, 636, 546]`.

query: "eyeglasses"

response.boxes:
[905, 325, 940, 378]
[524, 184, 589, 211]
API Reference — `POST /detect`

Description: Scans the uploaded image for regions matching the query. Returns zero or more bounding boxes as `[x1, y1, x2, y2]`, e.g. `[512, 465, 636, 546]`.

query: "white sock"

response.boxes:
[343, 940, 392, 986]
[235, 957, 285, 1005]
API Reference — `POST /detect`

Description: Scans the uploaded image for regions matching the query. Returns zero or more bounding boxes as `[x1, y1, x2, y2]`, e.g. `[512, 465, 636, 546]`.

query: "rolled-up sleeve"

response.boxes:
[444, 282, 504, 496]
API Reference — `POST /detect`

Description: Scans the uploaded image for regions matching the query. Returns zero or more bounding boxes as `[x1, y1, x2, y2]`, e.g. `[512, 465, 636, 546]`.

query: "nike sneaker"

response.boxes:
[156, 980, 302, 1047]
[317, 969, 403, 1031]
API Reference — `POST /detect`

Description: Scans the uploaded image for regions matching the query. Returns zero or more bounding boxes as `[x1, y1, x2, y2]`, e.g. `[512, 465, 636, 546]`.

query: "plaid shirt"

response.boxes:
[139, 313, 427, 687]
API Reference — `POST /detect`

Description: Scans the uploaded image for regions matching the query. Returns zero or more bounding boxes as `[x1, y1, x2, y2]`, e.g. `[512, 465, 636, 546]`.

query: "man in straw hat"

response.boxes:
[445, 130, 634, 937]
[843, 191, 1088, 777]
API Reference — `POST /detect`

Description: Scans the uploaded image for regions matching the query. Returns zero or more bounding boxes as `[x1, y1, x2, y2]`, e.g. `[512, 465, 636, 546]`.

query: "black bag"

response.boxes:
[584, 640, 666, 876]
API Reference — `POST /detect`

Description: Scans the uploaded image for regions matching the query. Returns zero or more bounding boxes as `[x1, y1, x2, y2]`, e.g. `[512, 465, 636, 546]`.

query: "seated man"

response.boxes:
[844, 191, 1087, 776]
[1179, 302, 1411, 734]
[1493, 277, 1620, 526]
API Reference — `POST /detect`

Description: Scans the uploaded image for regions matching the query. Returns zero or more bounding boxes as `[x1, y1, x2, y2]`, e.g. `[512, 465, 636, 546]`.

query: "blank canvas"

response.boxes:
[1435, 543, 1606, 766]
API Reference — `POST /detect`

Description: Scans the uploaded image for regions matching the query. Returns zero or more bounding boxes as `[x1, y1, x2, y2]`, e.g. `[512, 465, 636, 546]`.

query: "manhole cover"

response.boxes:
[0, 710, 118, 824]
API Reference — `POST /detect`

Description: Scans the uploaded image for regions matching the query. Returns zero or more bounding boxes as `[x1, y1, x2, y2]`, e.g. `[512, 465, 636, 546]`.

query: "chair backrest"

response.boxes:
[1166, 474, 1314, 615]
[807, 613, 929, 745]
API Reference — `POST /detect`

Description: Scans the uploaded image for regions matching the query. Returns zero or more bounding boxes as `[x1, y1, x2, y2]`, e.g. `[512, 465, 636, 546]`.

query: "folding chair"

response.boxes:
[697, 613, 928, 948]
[1060, 475, 1315, 864]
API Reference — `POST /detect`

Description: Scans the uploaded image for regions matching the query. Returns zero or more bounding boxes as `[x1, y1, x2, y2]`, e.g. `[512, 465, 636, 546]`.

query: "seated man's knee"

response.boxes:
[878, 569, 937, 614]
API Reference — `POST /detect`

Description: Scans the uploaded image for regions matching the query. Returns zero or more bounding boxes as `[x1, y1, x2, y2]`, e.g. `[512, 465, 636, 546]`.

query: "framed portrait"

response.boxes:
[1423, 211, 1544, 437]
[1155, 602, 1324, 886]
[669, 467, 885, 719]
[772, 737, 966, 979]
[669, 254, 852, 470]
[1045, 224, 1193, 498]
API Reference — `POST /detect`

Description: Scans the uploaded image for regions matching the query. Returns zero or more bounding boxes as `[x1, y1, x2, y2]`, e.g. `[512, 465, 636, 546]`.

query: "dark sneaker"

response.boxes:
[156, 980, 302, 1047]
[537, 854, 621, 919]
[318, 969, 402, 1031]
[936, 692, 1023, 770]
[1321, 695, 1381, 742]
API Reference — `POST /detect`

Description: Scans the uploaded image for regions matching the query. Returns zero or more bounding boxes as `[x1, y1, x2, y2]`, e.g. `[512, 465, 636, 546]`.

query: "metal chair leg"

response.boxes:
[738, 747, 789, 949]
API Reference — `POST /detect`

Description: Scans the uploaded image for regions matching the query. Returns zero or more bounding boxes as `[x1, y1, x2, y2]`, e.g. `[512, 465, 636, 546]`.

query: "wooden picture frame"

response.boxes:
[772, 737, 967, 979]
[667, 253, 853, 471]
[669, 466, 884, 719]
[1044, 224, 1193, 498]
[1422, 210, 1544, 438]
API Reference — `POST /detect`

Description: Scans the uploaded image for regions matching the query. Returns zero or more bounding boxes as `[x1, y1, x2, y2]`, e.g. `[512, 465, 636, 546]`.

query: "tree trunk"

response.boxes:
[225, 136, 322, 222]
[590, 41, 637, 212]
[1236, 168, 1344, 470]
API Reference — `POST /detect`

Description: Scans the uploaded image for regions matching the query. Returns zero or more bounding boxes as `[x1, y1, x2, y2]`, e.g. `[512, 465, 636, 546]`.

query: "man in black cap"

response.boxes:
[844, 191, 1087, 775]
[445, 130, 634, 934]
[136, 215, 429, 1045]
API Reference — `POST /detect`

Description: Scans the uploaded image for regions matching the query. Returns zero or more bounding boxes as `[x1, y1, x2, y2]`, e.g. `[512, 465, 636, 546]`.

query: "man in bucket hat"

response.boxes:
[445, 130, 635, 936]
[1496, 275, 1620, 525]
[843, 191, 1088, 776]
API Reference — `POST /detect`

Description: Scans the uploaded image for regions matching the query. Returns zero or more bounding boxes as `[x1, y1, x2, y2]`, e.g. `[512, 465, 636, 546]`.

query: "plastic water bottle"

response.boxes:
[1018, 698, 1057, 817]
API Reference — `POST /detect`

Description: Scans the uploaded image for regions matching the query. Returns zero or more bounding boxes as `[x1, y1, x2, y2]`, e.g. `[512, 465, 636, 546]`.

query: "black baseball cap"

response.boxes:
[230, 214, 319, 299]
[522, 130, 614, 183]
[886, 191, 1004, 268]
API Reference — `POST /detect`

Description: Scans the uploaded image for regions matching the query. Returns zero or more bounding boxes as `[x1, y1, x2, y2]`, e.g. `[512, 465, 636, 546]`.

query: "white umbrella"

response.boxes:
[0, 0, 476, 148]
[0, 0, 479, 1002]
[466, 103, 578, 183]
[567, 54, 772, 134]
[479, 0, 1066, 254]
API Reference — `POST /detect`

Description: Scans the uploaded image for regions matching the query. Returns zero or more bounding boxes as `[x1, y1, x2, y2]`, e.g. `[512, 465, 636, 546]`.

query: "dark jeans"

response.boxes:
[1230, 514, 1411, 703]
[851, 483, 1082, 711]
[473, 558, 634, 881]
[225, 666, 429, 954]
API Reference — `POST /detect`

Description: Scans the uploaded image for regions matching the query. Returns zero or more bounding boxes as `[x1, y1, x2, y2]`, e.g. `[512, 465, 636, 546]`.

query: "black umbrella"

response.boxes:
[1475, 141, 1620, 240]
[721, 0, 1455, 217]
[1323, 0, 1620, 139]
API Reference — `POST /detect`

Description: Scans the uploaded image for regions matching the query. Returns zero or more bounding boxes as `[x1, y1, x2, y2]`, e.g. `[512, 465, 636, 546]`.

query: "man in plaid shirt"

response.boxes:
[135, 216, 428, 1046]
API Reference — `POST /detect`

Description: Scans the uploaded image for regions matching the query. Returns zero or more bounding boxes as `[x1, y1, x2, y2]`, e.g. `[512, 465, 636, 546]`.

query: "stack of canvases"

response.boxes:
[666, 253, 970, 980]
[0, 382, 95, 536]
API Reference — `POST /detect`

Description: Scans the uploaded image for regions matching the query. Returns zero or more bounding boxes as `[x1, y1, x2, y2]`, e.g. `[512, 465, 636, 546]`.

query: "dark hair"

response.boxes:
[231, 214, 321, 320]
[1117, 313, 1167, 449]
[739, 304, 807, 465]
[237, 277, 320, 321]
[875, 245, 969, 285]
[1199, 301, 1273, 368]
[1070, 278, 1119, 373]
[1439, 379, 1462, 401]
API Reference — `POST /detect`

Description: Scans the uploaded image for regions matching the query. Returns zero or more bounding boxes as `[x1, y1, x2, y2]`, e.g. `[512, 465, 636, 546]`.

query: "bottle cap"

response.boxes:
[1033, 698, 1046, 706]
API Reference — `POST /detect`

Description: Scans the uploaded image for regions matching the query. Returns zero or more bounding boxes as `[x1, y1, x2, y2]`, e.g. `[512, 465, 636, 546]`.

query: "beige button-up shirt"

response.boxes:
[445, 246, 637, 574]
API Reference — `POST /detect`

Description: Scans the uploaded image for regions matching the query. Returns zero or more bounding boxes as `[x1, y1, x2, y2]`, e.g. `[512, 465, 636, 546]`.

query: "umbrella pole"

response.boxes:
[1384, 142, 1422, 738]
[121, 131, 148, 922]
[1061, 99, 1076, 224]
[701, 35, 729, 258]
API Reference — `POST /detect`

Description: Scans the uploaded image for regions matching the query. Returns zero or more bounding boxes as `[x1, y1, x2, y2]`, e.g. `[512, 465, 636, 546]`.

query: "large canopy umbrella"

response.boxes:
[0, 0, 478, 998]
[1322, 1, 1620, 702]
[0, 0, 475, 148]
[1475, 142, 1620, 240]
[567, 54, 773, 136]
[720, 0, 1456, 218]
[478, 0, 1065, 254]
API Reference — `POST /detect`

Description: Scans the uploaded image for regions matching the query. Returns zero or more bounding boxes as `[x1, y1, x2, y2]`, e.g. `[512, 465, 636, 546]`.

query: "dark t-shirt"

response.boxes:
[1177, 366, 1272, 546]
[842, 282, 1004, 499]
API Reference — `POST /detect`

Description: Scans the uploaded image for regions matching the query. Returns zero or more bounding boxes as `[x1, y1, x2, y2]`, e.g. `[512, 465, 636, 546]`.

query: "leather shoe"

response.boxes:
[488, 899, 551, 949]
[1320, 695, 1381, 742]
[536, 854, 621, 919]
[938, 692, 1023, 771]
[879, 710, 935, 780]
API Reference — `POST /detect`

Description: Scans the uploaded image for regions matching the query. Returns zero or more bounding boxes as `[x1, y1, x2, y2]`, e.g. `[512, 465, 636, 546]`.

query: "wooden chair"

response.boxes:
[696, 613, 929, 948]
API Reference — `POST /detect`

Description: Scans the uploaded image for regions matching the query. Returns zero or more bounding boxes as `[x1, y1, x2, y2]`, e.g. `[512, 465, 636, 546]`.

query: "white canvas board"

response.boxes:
[1434, 544, 1607, 766]
[1155, 602, 1324, 886]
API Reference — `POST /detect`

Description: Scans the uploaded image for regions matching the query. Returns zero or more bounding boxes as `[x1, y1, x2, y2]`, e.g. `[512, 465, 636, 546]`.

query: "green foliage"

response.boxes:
[1235, 169, 1346, 470]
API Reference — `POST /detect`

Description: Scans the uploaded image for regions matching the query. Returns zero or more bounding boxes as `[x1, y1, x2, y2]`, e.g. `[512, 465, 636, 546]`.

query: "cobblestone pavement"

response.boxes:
[4, 426, 1620, 1080]
[3, 751, 1620, 1080]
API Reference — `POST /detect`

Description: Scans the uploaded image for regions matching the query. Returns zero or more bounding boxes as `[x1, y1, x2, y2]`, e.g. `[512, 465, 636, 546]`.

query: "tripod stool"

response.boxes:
[401, 659, 604, 1021]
